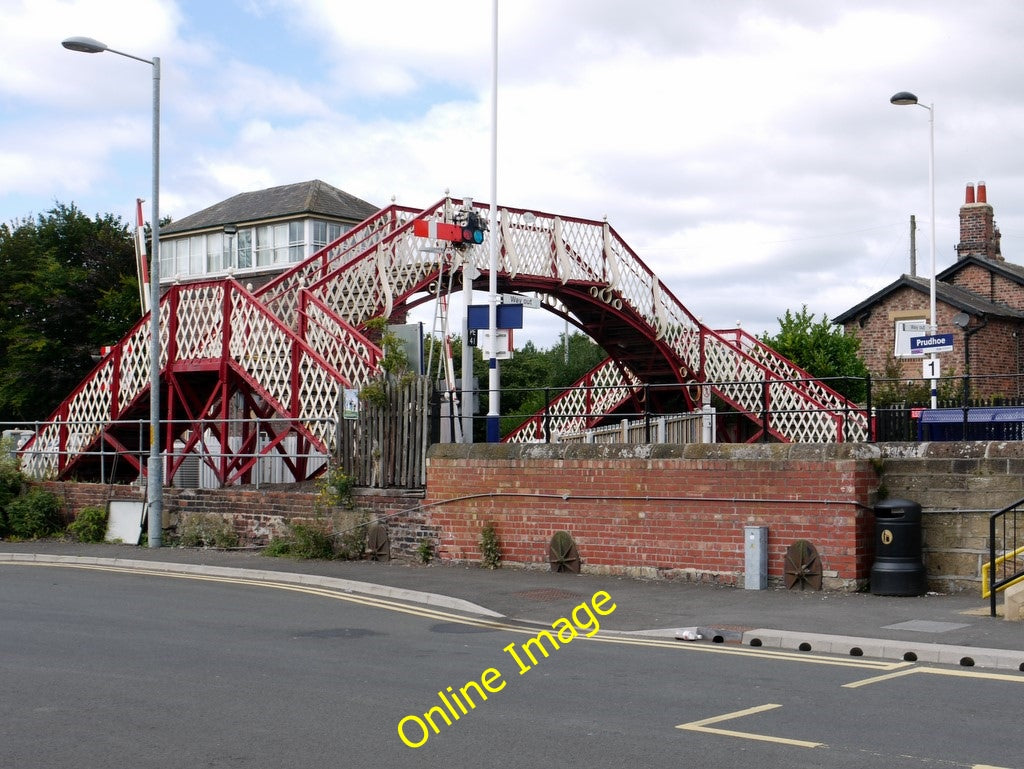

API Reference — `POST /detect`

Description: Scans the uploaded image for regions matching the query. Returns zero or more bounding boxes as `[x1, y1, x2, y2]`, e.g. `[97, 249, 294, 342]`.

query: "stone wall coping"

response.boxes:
[428, 441, 1024, 462]
[428, 442, 882, 462]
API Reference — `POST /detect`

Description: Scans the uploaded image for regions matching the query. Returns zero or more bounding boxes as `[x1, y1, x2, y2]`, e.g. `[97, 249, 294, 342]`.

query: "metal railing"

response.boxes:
[498, 376, 871, 444]
[987, 497, 1024, 617]
[495, 371, 1024, 445]
[6, 417, 335, 489]
[11, 373, 1024, 484]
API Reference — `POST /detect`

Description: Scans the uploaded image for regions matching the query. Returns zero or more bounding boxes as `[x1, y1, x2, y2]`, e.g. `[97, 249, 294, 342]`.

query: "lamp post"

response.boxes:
[63, 36, 163, 546]
[486, 0, 501, 443]
[223, 224, 238, 270]
[890, 91, 938, 409]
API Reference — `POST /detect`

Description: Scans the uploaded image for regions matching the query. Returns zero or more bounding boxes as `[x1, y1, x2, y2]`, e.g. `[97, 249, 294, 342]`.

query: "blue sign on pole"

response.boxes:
[467, 304, 523, 330]
[910, 333, 954, 354]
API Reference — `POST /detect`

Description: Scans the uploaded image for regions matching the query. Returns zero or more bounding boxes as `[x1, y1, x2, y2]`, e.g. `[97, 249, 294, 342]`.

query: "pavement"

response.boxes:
[2, 540, 1023, 672]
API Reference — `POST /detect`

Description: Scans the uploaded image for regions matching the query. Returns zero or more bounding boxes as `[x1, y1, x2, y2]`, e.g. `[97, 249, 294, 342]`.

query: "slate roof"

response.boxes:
[162, 180, 379, 235]
[937, 254, 1024, 285]
[832, 274, 1024, 324]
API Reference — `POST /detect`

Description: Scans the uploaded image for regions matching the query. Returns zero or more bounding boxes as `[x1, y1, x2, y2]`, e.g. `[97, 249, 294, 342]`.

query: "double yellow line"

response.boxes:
[2, 560, 907, 670]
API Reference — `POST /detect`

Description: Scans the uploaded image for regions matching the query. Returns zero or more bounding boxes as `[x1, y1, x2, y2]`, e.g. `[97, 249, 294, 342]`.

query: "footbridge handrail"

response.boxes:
[21, 280, 348, 479]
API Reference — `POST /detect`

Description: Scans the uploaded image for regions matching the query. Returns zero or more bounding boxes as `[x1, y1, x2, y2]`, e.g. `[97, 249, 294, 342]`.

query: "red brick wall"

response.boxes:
[41, 482, 424, 553]
[966, 322, 1023, 397]
[39, 441, 1024, 592]
[40, 447, 877, 588]
[40, 482, 146, 528]
[425, 444, 877, 588]
[948, 262, 1024, 307]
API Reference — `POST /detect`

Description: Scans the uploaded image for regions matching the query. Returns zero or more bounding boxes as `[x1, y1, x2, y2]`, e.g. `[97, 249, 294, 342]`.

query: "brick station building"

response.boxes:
[834, 182, 1024, 398]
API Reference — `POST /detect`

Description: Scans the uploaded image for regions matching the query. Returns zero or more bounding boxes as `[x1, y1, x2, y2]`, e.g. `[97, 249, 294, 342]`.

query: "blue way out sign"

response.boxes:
[911, 333, 954, 354]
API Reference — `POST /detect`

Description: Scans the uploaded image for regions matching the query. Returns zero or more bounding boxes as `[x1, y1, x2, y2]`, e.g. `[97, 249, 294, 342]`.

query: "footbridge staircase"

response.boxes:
[22, 197, 868, 485]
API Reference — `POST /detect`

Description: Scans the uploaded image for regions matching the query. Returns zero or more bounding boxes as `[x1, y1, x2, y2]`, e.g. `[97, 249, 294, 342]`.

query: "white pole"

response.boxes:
[148, 56, 163, 546]
[927, 102, 937, 410]
[62, 37, 162, 546]
[461, 265, 474, 442]
[485, 0, 500, 442]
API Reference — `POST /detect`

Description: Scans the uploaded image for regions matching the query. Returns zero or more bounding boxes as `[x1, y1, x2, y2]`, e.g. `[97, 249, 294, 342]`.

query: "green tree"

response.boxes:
[0, 204, 141, 421]
[758, 305, 870, 402]
[440, 331, 606, 437]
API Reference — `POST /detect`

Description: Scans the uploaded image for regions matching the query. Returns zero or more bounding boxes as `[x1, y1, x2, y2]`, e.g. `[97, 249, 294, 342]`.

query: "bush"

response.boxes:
[479, 523, 501, 569]
[177, 513, 239, 549]
[67, 505, 108, 543]
[417, 538, 435, 564]
[316, 466, 355, 510]
[6, 488, 62, 539]
[263, 522, 335, 560]
[290, 523, 335, 559]
[0, 443, 25, 537]
[262, 538, 293, 558]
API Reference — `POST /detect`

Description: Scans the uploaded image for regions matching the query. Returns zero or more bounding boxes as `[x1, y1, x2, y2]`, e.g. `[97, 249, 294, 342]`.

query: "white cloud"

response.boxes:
[3, 0, 1024, 341]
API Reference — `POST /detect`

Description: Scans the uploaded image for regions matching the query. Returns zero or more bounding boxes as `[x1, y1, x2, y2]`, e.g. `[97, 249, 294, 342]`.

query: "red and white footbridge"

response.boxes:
[21, 197, 869, 485]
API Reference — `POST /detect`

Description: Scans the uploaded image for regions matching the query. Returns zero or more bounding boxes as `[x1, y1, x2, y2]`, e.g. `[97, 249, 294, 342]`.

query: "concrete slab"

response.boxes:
[881, 619, 972, 633]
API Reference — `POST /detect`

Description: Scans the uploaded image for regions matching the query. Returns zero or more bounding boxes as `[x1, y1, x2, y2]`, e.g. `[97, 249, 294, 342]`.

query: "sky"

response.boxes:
[3, 0, 1024, 349]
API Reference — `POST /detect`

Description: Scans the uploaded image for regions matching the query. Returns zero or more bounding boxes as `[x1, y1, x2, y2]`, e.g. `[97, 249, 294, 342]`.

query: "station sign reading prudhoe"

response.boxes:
[910, 333, 954, 354]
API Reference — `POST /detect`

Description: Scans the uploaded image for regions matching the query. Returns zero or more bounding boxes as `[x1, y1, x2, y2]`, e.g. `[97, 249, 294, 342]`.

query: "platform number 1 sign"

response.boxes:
[923, 357, 941, 380]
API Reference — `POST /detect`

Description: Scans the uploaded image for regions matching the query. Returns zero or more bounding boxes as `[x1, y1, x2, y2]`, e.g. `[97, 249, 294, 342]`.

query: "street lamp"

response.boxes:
[63, 35, 163, 547]
[223, 224, 238, 270]
[891, 90, 938, 409]
[486, 0, 501, 443]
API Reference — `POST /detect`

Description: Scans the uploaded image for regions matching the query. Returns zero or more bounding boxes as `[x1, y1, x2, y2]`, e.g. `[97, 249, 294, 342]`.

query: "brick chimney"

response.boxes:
[956, 181, 1003, 261]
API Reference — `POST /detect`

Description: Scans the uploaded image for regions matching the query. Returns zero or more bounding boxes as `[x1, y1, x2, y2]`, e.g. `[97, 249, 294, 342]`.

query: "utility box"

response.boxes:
[744, 525, 768, 590]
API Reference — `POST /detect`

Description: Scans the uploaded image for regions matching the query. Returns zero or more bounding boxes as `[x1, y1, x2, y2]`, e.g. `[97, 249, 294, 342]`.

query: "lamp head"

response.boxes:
[62, 36, 108, 54]
[890, 91, 919, 106]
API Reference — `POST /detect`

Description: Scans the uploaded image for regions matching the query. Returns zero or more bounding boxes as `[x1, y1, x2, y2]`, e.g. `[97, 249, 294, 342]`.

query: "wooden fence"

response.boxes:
[337, 375, 432, 489]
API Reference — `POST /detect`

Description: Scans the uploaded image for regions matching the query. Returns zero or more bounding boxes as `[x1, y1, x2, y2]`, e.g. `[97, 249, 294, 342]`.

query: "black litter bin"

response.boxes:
[870, 499, 927, 596]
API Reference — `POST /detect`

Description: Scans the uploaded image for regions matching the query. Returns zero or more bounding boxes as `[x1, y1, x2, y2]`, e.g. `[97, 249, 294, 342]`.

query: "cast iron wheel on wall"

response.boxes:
[548, 531, 581, 573]
[366, 522, 390, 562]
[783, 539, 822, 590]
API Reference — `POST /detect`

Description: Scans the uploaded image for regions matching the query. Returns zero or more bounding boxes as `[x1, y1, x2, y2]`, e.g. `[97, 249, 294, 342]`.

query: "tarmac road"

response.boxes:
[1, 540, 1022, 665]
[2, 548, 1023, 769]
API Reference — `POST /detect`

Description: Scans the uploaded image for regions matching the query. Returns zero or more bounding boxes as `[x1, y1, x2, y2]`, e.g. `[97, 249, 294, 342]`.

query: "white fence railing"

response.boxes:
[555, 411, 713, 445]
[6, 418, 333, 488]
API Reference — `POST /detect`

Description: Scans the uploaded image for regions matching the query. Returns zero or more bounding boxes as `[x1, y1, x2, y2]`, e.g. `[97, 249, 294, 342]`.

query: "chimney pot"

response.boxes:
[965, 183, 976, 204]
[977, 181, 987, 203]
